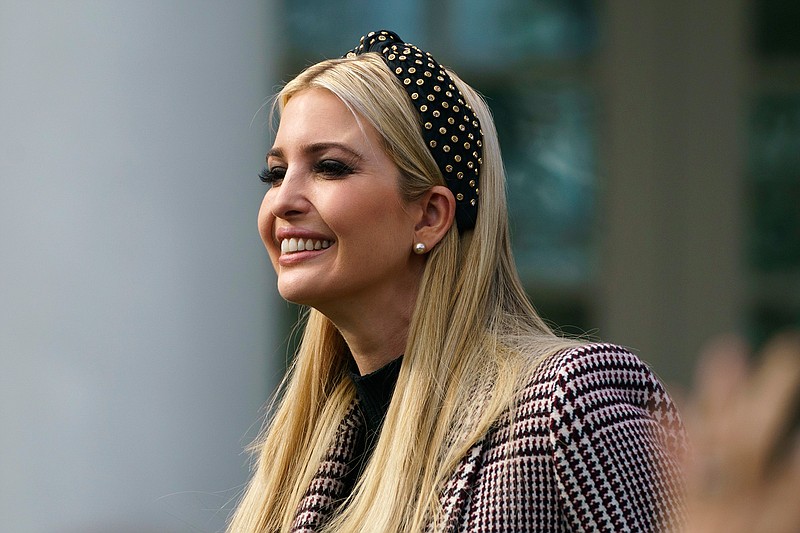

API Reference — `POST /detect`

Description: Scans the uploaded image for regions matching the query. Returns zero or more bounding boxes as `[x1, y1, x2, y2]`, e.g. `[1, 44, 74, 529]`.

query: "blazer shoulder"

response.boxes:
[517, 342, 680, 431]
[542, 342, 655, 378]
[525, 342, 665, 396]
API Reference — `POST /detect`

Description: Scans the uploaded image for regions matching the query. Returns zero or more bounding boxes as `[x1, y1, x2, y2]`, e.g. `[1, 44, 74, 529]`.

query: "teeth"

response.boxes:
[280, 238, 332, 254]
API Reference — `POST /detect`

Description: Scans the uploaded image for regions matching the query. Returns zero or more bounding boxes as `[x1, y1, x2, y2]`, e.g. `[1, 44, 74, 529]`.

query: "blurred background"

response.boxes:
[1, 0, 798, 531]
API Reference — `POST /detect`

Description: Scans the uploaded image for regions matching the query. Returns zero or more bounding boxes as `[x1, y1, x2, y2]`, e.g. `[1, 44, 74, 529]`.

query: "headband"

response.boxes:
[345, 30, 483, 232]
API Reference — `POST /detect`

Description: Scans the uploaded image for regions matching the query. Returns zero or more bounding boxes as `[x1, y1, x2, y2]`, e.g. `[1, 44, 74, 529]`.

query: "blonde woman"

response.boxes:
[230, 30, 684, 532]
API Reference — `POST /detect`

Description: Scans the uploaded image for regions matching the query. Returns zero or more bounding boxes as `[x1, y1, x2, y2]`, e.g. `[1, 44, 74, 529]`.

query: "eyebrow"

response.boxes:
[266, 142, 363, 162]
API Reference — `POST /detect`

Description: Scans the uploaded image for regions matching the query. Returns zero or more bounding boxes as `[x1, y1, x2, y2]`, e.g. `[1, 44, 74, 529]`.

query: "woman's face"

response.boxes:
[258, 88, 423, 312]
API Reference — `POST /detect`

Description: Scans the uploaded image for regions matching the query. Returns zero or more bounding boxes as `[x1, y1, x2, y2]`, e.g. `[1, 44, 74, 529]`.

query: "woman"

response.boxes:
[230, 30, 684, 532]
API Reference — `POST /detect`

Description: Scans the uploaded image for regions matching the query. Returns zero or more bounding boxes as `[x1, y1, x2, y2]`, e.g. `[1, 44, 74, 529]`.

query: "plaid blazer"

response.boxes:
[291, 343, 685, 532]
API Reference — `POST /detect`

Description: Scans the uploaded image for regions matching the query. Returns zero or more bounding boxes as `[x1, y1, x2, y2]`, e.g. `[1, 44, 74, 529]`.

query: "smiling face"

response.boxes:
[258, 88, 425, 314]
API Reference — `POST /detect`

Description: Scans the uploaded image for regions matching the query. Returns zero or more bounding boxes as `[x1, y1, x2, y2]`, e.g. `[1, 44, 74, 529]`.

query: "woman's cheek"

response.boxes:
[257, 199, 276, 254]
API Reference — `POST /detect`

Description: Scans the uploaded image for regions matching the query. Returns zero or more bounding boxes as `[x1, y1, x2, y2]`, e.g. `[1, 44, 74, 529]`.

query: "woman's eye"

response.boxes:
[314, 159, 354, 178]
[259, 166, 285, 186]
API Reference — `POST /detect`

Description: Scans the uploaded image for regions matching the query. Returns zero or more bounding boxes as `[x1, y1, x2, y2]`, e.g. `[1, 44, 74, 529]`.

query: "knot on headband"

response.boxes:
[345, 30, 483, 232]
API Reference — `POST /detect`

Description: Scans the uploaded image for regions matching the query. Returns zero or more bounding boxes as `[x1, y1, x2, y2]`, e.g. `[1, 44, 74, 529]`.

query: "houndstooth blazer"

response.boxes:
[291, 343, 686, 532]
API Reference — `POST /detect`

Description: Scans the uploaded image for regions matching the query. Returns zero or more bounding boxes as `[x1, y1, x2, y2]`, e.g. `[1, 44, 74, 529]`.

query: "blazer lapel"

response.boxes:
[434, 438, 488, 532]
[291, 401, 364, 532]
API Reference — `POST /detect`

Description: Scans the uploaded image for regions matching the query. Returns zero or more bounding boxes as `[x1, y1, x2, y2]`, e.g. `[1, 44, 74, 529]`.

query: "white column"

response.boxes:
[0, 1, 281, 531]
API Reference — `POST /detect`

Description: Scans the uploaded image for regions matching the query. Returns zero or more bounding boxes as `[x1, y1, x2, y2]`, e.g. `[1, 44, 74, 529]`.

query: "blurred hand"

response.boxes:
[682, 332, 800, 533]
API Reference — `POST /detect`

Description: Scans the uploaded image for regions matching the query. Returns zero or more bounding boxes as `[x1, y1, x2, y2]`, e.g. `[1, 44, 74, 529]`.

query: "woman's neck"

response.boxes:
[335, 308, 410, 374]
[319, 285, 416, 375]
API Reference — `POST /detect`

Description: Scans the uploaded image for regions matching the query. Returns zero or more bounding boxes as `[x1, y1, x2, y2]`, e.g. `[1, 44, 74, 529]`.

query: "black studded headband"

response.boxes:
[345, 30, 483, 232]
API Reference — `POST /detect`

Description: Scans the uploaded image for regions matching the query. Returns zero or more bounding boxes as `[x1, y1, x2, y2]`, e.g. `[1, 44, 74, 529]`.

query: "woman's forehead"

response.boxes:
[273, 89, 382, 156]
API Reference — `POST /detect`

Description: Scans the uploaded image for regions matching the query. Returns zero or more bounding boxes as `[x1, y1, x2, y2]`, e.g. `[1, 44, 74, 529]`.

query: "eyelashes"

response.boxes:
[314, 159, 355, 178]
[259, 159, 355, 185]
[259, 167, 284, 184]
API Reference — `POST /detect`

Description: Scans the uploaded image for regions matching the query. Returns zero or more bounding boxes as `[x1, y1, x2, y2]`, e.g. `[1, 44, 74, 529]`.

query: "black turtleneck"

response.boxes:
[345, 355, 403, 484]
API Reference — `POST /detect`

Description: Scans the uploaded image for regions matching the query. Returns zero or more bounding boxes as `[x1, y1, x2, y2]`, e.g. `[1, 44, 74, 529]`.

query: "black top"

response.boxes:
[345, 355, 403, 484]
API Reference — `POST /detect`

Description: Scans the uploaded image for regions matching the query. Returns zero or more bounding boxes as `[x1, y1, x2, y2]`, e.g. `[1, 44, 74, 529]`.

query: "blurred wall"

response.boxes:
[0, 1, 281, 531]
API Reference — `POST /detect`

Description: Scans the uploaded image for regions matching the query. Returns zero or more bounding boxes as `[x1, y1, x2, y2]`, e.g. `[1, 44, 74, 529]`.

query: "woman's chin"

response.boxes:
[277, 286, 309, 306]
[277, 279, 323, 308]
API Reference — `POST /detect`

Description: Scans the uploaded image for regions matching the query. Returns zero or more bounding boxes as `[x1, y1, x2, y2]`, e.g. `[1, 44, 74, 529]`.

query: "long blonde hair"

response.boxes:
[229, 53, 579, 532]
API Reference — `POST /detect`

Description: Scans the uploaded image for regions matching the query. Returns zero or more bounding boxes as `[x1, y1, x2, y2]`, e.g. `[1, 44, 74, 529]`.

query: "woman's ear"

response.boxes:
[412, 185, 455, 251]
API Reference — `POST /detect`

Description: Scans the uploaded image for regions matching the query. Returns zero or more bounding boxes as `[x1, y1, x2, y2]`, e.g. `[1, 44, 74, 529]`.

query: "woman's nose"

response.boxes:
[269, 171, 310, 219]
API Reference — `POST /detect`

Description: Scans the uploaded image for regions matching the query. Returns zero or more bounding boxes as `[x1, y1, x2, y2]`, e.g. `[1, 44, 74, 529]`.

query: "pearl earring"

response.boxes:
[413, 242, 427, 254]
